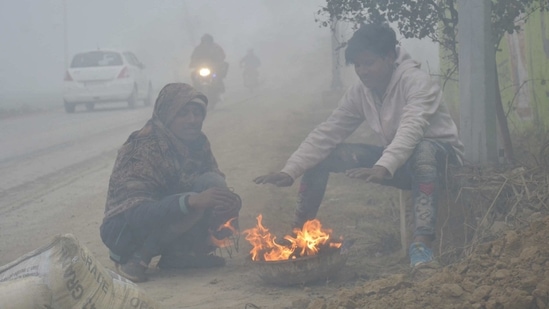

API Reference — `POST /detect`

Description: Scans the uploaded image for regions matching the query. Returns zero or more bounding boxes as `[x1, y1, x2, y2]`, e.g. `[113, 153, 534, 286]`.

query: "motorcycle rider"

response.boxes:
[190, 34, 228, 94]
[239, 48, 261, 90]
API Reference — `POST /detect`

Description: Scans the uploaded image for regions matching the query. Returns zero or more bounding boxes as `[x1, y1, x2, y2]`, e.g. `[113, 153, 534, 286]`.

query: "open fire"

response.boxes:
[209, 217, 239, 248]
[243, 214, 342, 262]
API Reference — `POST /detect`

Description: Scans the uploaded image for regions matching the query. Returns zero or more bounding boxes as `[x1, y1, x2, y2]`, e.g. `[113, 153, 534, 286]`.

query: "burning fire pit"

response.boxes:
[243, 215, 349, 286]
[250, 246, 348, 286]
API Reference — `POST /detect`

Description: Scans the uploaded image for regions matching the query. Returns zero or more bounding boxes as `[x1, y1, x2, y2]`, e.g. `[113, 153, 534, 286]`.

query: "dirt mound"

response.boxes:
[297, 215, 549, 309]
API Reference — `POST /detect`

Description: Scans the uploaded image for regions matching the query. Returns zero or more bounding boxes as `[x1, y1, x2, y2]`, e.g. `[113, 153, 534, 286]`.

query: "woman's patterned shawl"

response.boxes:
[103, 83, 222, 220]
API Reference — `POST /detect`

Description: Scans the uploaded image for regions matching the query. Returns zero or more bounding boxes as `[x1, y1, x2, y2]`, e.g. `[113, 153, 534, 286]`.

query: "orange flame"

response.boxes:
[242, 214, 342, 261]
[210, 217, 238, 248]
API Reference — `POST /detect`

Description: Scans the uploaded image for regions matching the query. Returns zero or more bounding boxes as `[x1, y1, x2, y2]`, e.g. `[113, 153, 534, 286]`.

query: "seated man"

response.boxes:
[254, 23, 464, 268]
[100, 83, 241, 282]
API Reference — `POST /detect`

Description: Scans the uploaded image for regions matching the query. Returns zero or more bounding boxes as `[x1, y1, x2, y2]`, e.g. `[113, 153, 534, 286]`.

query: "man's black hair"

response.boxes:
[345, 23, 398, 65]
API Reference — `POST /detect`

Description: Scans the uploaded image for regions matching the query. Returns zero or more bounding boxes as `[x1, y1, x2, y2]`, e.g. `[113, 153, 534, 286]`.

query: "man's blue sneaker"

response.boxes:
[409, 242, 434, 267]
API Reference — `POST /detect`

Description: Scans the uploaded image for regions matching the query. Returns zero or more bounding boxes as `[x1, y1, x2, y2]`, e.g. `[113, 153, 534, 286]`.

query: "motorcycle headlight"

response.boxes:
[199, 68, 211, 77]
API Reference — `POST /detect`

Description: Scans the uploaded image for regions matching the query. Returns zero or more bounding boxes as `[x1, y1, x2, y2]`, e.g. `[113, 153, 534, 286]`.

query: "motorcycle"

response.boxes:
[190, 62, 227, 110]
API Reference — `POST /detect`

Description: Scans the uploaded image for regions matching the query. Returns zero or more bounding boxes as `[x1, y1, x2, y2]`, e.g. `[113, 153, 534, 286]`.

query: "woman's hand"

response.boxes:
[187, 187, 240, 211]
[253, 172, 294, 187]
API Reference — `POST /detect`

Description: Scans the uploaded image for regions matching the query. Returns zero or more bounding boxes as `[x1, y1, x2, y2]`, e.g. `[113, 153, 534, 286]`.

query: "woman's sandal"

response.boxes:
[115, 260, 148, 282]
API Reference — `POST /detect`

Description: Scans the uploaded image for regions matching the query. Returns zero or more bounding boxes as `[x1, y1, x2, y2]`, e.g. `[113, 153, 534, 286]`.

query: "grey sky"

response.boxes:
[0, 0, 439, 97]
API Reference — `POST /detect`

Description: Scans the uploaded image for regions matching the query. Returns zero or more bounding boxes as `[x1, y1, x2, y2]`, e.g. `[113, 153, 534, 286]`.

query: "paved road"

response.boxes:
[0, 104, 152, 214]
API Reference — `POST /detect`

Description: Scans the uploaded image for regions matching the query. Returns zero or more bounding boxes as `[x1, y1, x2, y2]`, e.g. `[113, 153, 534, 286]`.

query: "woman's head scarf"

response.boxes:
[152, 83, 208, 128]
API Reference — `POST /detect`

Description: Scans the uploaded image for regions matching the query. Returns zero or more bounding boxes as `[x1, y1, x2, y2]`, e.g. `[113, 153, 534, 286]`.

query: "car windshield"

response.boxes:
[70, 51, 123, 68]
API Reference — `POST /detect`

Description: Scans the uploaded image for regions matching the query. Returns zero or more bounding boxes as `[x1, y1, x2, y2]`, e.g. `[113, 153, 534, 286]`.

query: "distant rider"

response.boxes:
[239, 48, 261, 71]
[190, 34, 228, 93]
[239, 49, 261, 90]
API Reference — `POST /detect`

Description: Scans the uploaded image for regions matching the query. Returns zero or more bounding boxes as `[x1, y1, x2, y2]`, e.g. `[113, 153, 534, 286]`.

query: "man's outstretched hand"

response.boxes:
[253, 172, 294, 187]
[345, 165, 389, 183]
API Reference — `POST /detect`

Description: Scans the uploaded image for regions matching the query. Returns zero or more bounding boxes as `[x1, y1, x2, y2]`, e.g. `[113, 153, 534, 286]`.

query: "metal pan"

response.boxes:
[249, 243, 351, 286]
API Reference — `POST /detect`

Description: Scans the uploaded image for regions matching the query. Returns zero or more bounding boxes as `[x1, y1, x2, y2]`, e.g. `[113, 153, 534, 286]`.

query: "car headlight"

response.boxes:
[199, 68, 211, 77]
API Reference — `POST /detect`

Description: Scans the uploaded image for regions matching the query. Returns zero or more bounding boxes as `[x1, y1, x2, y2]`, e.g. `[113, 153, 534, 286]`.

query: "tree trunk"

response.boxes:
[493, 60, 515, 163]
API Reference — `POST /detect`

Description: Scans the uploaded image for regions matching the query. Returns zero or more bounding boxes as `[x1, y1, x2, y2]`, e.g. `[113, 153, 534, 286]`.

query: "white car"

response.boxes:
[63, 49, 153, 113]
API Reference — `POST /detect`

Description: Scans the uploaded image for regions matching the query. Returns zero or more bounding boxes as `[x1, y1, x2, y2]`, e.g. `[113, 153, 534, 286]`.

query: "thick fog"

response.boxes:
[0, 0, 439, 108]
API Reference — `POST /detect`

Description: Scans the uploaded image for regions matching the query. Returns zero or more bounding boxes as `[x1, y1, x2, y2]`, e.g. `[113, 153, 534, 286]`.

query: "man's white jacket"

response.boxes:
[281, 47, 465, 180]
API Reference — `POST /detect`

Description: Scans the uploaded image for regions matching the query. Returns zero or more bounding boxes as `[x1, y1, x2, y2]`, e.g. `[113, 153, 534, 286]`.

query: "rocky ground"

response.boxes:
[295, 214, 549, 309]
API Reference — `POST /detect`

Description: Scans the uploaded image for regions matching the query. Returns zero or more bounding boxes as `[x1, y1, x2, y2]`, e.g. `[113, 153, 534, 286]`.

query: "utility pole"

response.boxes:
[458, 0, 498, 164]
[63, 0, 68, 70]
